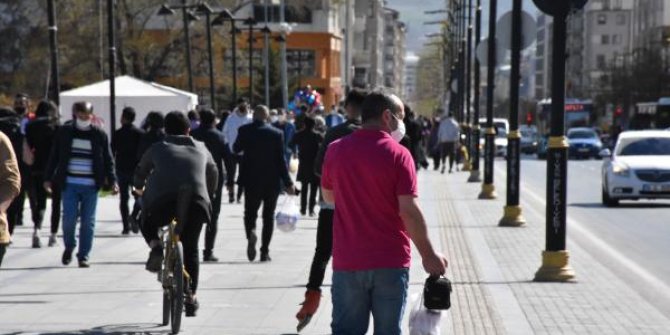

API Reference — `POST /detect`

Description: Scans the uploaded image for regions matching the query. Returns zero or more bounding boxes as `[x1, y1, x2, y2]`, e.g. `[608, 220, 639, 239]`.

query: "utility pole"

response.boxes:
[499, 0, 526, 226]
[107, 0, 117, 139]
[47, 0, 60, 105]
[463, 0, 474, 172]
[478, 0, 497, 199]
[468, 0, 482, 182]
[344, 0, 351, 93]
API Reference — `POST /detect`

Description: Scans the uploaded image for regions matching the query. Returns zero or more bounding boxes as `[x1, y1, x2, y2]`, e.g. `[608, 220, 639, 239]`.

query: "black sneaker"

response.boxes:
[62, 249, 73, 266]
[129, 216, 140, 234]
[185, 297, 199, 317]
[247, 231, 257, 262]
[145, 247, 163, 273]
[260, 253, 272, 262]
[78, 260, 90, 268]
[203, 251, 219, 262]
[121, 229, 130, 235]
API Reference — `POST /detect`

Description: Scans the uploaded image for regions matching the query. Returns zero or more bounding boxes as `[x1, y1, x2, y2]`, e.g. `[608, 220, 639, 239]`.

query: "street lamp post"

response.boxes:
[499, 0, 526, 226]
[532, 0, 582, 282]
[195, 3, 216, 110]
[47, 0, 60, 105]
[107, 0, 117, 140]
[463, 0, 474, 173]
[468, 0, 483, 182]
[478, 0, 498, 199]
[158, 3, 199, 93]
[212, 9, 243, 107]
[244, 17, 256, 105]
[263, 0, 270, 107]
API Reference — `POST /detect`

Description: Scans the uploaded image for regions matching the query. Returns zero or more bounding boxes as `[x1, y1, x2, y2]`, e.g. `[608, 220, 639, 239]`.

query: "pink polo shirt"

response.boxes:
[321, 129, 418, 271]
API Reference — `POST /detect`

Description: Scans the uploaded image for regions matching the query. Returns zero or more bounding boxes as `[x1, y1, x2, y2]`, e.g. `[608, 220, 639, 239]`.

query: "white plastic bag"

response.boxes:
[276, 195, 299, 232]
[409, 293, 442, 335]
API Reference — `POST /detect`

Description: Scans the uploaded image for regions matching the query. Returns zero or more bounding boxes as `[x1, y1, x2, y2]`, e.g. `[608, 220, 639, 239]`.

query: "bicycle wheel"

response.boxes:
[171, 242, 184, 334]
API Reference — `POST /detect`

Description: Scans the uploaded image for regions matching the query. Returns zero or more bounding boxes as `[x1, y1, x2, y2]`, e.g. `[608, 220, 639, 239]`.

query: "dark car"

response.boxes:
[568, 127, 603, 159]
[536, 135, 548, 159]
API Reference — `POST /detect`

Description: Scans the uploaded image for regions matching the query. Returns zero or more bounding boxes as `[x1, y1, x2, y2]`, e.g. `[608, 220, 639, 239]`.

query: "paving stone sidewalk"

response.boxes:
[1, 167, 669, 334]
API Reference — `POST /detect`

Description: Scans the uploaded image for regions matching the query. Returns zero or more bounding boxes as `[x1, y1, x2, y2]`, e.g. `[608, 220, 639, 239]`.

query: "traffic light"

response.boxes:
[526, 111, 533, 125]
[615, 105, 623, 117]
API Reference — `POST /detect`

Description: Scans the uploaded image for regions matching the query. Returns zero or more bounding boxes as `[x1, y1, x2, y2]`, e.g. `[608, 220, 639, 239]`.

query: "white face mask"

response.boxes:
[76, 119, 92, 130]
[390, 115, 406, 142]
[270, 116, 279, 123]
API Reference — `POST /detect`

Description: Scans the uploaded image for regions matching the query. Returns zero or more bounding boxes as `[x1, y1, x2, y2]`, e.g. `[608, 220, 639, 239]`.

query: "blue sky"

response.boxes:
[385, 0, 539, 54]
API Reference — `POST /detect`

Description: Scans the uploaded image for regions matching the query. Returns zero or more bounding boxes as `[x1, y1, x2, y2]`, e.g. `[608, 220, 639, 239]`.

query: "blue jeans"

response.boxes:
[62, 183, 99, 261]
[331, 268, 409, 335]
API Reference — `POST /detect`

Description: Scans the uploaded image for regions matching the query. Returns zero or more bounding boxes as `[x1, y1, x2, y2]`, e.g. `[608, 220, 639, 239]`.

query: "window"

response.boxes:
[597, 14, 607, 25]
[617, 14, 625, 25]
[597, 55, 606, 69]
[287, 49, 316, 78]
[253, 4, 312, 23]
[601, 35, 610, 45]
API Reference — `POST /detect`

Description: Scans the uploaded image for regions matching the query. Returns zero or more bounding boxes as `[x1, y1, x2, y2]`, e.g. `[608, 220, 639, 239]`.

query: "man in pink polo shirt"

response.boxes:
[321, 90, 448, 334]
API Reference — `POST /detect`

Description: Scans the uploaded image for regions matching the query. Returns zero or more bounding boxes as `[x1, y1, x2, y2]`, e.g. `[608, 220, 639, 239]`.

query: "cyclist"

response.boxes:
[133, 111, 218, 317]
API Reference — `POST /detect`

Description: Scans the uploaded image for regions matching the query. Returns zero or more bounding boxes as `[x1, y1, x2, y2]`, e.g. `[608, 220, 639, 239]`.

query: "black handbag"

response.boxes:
[423, 275, 452, 310]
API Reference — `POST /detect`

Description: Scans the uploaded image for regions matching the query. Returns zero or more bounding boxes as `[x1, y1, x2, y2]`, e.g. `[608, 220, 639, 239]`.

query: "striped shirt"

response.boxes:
[66, 128, 95, 186]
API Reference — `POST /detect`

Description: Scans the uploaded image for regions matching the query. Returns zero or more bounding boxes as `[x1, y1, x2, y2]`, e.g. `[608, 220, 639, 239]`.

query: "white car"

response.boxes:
[478, 118, 509, 157]
[601, 131, 670, 206]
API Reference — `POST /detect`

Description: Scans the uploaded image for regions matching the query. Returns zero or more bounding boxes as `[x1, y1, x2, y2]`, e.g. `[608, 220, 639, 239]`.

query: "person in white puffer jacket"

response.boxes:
[222, 97, 252, 203]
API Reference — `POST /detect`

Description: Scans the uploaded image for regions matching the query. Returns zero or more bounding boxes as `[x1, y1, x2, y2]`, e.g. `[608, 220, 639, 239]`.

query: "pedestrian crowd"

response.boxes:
[0, 87, 456, 333]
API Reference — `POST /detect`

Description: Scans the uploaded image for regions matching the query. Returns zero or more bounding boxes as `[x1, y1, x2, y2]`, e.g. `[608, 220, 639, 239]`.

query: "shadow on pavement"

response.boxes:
[33, 323, 170, 335]
[570, 202, 670, 209]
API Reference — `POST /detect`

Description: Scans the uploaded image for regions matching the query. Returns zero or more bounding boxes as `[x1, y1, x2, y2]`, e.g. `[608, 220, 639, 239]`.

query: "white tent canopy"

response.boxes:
[60, 75, 198, 136]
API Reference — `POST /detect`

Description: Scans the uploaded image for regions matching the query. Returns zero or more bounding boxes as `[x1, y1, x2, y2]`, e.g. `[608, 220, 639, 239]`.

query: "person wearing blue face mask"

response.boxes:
[44, 101, 118, 268]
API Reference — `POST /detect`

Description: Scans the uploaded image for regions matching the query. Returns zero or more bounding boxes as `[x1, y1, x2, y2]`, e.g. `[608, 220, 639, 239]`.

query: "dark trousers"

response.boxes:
[204, 179, 224, 253]
[243, 188, 279, 255]
[28, 173, 61, 233]
[306, 208, 334, 291]
[300, 180, 319, 215]
[117, 171, 138, 231]
[7, 167, 30, 234]
[0, 244, 6, 267]
[224, 154, 244, 201]
[141, 201, 206, 294]
[440, 142, 456, 171]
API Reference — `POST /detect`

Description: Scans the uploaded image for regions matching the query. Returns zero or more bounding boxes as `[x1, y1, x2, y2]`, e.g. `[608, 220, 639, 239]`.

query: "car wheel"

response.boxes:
[601, 185, 619, 207]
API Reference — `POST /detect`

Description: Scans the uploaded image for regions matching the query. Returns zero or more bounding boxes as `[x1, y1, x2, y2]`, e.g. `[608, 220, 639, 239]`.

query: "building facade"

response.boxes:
[632, 0, 670, 51]
[382, 7, 407, 95]
[352, 0, 385, 88]
[404, 54, 419, 102]
[534, 13, 553, 100]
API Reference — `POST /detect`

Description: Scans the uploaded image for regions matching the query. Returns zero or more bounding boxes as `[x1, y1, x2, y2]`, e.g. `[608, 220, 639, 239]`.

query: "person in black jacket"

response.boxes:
[25, 100, 62, 247]
[0, 106, 23, 239]
[137, 111, 165, 160]
[191, 109, 226, 262]
[112, 107, 144, 235]
[234, 105, 296, 262]
[289, 116, 323, 216]
[44, 101, 118, 268]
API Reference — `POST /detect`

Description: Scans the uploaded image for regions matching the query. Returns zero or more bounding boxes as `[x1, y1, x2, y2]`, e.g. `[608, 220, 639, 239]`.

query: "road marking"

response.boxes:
[520, 182, 670, 302]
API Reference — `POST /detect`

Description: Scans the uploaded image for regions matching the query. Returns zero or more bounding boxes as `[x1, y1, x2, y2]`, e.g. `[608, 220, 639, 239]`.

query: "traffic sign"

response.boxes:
[496, 10, 537, 50]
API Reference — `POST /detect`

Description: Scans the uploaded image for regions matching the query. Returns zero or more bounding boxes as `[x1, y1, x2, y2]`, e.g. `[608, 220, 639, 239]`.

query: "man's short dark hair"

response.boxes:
[198, 108, 216, 127]
[73, 101, 93, 114]
[345, 88, 368, 110]
[360, 89, 401, 123]
[122, 107, 136, 122]
[145, 111, 164, 130]
[237, 97, 249, 105]
[165, 111, 190, 135]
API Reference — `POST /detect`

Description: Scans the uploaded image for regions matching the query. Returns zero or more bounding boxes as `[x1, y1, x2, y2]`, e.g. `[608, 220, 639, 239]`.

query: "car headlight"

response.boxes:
[612, 162, 630, 177]
[532, 141, 538, 146]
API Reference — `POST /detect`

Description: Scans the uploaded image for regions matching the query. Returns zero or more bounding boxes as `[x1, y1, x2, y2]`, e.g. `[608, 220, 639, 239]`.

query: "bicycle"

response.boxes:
[157, 186, 194, 335]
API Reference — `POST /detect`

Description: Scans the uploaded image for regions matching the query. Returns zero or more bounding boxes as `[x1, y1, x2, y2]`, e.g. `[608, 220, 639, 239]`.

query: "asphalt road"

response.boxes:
[503, 156, 670, 314]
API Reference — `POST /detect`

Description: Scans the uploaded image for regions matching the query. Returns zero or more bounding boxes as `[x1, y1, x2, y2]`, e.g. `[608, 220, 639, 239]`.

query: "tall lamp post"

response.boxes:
[158, 3, 199, 93]
[194, 3, 216, 110]
[47, 0, 60, 105]
[498, 0, 526, 226]
[212, 9, 244, 107]
[532, 0, 586, 282]
[462, 0, 474, 172]
[478, 0, 498, 199]
[107, 0, 117, 140]
[468, 0, 483, 182]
